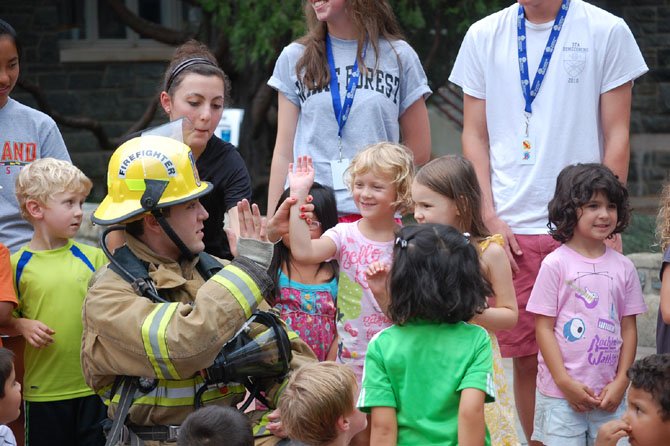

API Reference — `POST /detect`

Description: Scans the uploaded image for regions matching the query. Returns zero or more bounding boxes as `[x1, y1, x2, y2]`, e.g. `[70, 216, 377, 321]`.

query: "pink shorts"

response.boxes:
[496, 234, 560, 358]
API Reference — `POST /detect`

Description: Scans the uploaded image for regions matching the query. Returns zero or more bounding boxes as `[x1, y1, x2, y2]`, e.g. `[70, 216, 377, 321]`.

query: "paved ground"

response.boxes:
[500, 346, 657, 445]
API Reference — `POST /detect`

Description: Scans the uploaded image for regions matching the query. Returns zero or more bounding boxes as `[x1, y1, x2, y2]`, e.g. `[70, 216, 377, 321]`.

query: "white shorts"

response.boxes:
[531, 390, 628, 446]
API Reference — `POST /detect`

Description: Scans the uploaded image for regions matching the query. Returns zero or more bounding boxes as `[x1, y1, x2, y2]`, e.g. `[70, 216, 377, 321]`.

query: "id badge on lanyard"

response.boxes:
[326, 34, 366, 189]
[517, 0, 570, 165]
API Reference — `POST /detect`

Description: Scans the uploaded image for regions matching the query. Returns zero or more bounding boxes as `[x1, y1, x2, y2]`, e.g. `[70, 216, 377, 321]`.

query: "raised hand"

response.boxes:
[233, 199, 276, 269]
[237, 199, 267, 242]
[288, 155, 315, 199]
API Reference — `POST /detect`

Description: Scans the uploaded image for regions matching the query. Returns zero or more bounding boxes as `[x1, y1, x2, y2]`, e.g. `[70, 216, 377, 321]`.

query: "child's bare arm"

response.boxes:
[458, 388, 486, 446]
[472, 243, 518, 331]
[370, 407, 397, 446]
[325, 336, 339, 361]
[288, 156, 337, 263]
[536, 314, 601, 412]
[599, 315, 636, 412]
[595, 419, 630, 446]
[0, 302, 16, 334]
[11, 317, 55, 349]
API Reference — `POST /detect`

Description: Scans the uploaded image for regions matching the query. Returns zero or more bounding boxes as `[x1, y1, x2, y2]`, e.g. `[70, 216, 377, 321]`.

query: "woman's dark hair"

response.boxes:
[163, 39, 229, 102]
[548, 163, 631, 243]
[0, 347, 15, 398]
[627, 354, 670, 421]
[266, 182, 339, 304]
[389, 224, 490, 325]
[0, 19, 21, 61]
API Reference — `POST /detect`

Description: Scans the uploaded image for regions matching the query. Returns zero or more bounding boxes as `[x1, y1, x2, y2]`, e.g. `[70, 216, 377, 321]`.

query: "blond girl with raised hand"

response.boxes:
[288, 143, 413, 382]
[411, 155, 519, 445]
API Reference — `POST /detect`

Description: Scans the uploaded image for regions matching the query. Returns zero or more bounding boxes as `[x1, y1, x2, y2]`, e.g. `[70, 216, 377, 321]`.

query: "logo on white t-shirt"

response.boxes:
[562, 41, 588, 81]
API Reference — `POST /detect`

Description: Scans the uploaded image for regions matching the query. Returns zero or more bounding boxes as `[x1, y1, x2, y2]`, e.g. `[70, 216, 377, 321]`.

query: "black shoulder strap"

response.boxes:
[195, 252, 224, 281]
[110, 246, 150, 281]
[109, 246, 155, 298]
[111, 246, 223, 292]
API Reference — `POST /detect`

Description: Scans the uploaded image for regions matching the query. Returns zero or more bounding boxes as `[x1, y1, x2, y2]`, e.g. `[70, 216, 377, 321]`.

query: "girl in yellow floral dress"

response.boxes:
[411, 155, 520, 445]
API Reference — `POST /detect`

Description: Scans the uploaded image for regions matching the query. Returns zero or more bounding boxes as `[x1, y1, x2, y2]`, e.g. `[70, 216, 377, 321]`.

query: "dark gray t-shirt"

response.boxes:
[0, 98, 70, 252]
[268, 37, 431, 215]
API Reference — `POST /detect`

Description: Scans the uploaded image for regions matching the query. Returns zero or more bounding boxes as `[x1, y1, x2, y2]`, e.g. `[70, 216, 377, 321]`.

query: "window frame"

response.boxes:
[59, 0, 183, 62]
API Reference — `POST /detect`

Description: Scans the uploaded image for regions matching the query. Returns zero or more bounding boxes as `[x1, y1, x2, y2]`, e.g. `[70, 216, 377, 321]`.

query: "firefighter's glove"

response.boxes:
[237, 237, 274, 270]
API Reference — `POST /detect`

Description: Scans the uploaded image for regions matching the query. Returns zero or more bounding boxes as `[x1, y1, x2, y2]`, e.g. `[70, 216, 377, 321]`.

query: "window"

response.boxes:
[58, 0, 202, 62]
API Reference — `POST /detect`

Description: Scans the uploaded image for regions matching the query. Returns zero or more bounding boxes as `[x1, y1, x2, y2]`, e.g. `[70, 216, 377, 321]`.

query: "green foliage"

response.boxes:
[623, 213, 659, 255]
[197, 0, 502, 81]
[199, 0, 305, 70]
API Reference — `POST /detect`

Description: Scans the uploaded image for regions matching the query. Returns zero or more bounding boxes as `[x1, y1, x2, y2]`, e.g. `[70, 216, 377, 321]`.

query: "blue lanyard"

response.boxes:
[517, 0, 570, 114]
[325, 34, 367, 143]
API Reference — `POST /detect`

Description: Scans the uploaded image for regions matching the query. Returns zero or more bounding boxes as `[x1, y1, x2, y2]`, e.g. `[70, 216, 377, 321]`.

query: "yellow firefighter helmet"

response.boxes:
[92, 135, 212, 225]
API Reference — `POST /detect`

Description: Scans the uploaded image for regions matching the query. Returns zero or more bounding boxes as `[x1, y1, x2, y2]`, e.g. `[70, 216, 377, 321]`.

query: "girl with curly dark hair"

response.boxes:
[527, 163, 647, 445]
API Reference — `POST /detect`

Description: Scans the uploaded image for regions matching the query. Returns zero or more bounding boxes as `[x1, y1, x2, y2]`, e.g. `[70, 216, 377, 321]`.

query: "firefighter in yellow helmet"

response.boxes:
[81, 135, 315, 445]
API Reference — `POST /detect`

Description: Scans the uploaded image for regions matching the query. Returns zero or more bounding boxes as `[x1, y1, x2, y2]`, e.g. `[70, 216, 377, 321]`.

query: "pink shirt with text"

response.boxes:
[527, 245, 647, 398]
[323, 221, 393, 383]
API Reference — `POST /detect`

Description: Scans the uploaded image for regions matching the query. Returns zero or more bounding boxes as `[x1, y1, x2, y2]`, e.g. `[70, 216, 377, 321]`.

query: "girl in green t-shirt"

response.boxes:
[360, 224, 496, 445]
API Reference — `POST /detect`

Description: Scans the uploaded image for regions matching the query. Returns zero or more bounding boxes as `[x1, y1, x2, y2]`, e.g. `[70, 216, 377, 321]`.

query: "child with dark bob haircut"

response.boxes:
[388, 223, 491, 325]
[547, 163, 631, 243]
[358, 224, 495, 445]
[596, 354, 670, 446]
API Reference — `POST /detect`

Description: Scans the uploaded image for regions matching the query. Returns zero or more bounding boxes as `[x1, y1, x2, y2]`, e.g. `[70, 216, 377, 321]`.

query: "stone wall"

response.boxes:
[629, 252, 662, 349]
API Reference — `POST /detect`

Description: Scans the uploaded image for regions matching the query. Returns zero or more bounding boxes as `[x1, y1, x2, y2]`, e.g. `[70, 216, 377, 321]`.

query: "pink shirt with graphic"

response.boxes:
[323, 221, 393, 383]
[527, 245, 647, 398]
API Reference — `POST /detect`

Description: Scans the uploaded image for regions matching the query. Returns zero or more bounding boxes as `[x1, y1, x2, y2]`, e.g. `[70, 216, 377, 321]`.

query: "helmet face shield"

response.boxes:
[141, 117, 195, 146]
[93, 135, 212, 225]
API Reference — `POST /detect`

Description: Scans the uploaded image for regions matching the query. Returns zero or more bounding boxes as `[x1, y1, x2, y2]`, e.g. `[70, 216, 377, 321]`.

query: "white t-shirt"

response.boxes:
[449, 0, 648, 233]
[269, 37, 431, 215]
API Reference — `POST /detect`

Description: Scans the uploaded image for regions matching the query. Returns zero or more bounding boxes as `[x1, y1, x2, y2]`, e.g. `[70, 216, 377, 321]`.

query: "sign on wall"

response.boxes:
[216, 108, 245, 147]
